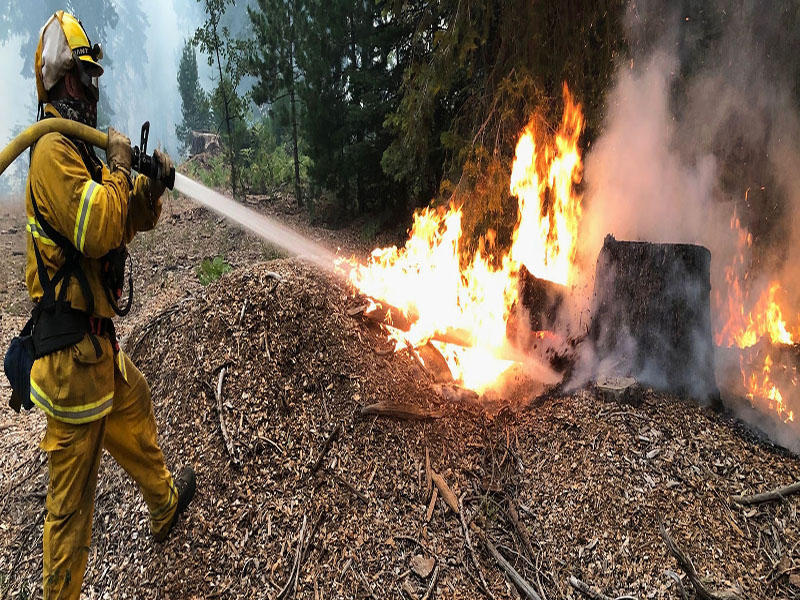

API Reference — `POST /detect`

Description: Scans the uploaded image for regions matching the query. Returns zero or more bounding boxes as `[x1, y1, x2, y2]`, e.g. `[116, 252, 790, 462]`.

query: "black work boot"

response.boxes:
[154, 466, 196, 543]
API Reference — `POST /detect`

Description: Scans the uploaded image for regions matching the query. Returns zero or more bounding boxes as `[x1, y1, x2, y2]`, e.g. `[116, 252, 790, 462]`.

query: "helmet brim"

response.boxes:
[77, 54, 103, 77]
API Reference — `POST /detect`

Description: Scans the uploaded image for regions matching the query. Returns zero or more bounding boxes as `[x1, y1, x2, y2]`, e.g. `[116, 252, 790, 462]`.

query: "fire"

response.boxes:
[740, 354, 795, 423]
[337, 85, 584, 393]
[715, 207, 798, 423]
[510, 84, 584, 286]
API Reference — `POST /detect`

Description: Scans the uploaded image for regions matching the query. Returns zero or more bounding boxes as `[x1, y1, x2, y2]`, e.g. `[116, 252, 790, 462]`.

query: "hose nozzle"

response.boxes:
[131, 121, 175, 190]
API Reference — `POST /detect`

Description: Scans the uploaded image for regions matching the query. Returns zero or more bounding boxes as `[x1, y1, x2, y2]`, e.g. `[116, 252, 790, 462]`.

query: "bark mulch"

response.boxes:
[0, 259, 799, 599]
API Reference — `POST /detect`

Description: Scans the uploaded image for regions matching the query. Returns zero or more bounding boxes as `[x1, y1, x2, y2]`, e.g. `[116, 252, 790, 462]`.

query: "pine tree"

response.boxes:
[247, 0, 304, 206]
[383, 0, 627, 249]
[195, 0, 249, 199]
[176, 40, 213, 156]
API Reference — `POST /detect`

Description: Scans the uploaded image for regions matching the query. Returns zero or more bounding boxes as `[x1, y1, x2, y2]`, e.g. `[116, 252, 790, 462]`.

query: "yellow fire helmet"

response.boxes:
[35, 11, 104, 104]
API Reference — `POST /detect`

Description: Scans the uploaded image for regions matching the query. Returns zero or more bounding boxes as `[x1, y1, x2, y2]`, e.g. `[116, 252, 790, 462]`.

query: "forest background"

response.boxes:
[2, 1, 800, 252]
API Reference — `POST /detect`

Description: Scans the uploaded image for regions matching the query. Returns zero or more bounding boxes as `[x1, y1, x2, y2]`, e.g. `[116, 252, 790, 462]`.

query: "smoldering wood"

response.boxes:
[589, 235, 719, 403]
[516, 266, 566, 331]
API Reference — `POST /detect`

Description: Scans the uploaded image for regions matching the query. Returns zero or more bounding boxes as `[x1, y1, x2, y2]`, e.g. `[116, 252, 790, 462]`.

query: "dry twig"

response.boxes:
[731, 480, 800, 506]
[425, 487, 439, 523]
[329, 470, 369, 505]
[431, 471, 459, 513]
[459, 494, 495, 600]
[310, 423, 342, 475]
[276, 514, 307, 600]
[660, 520, 742, 600]
[214, 367, 239, 467]
[421, 563, 439, 600]
[480, 531, 542, 600]
[568, 575, 612, 600]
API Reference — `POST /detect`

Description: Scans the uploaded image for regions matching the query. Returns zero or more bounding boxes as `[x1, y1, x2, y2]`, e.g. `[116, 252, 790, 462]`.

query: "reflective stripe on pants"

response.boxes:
[41, 352, 176, 600]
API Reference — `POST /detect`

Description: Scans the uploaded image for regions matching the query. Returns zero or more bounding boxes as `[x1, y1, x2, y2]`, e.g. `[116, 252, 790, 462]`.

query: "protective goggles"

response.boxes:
[73, 43, 103, 102]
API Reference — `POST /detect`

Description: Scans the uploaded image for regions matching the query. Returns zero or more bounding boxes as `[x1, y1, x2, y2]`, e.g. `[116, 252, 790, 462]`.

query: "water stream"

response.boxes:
[173, 173, 337, 270]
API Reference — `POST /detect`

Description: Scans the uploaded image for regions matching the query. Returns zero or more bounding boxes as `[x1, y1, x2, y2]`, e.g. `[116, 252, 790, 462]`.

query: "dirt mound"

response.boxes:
[1, 259, 799, 599]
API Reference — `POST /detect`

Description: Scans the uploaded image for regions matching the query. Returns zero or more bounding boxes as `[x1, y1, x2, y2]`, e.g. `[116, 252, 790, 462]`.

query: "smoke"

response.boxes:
[0, 0, 210, 195]
[575, 0, 800, 449]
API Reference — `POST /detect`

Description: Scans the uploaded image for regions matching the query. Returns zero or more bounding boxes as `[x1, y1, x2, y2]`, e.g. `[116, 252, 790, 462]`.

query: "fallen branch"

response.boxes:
[361, 401, 443, 420]
[431, 471, 459, 513]
[215, 367, 239, 467]
[310, 423, 342, 475]
[568, 576, 612, 600]
[330, 470, 369, 505]
[660, 521, 742, 600]
[481, 532, 542, 600]
[276, 514, 307, 600]
[459, 494, 495, 600]
[731, 480, 800, 505]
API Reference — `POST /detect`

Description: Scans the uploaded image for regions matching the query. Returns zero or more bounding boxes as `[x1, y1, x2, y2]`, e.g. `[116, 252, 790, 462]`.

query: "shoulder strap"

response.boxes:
[28, 181, 95, 315]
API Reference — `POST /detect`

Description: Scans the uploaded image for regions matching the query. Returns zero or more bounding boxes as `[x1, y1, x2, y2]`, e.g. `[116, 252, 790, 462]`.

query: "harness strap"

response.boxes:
[29, 181, 96, 316]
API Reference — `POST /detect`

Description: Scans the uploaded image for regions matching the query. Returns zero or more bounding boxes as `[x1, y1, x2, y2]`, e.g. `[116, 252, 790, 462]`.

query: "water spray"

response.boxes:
[0, 118, 336, 269]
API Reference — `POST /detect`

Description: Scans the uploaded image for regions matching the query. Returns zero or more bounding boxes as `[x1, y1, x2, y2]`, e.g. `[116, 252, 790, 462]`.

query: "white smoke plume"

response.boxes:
[574, 0, 800, 449]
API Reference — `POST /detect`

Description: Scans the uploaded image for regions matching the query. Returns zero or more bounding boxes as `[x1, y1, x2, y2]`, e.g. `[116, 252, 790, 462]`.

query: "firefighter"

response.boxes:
[24, 11, 195, 598]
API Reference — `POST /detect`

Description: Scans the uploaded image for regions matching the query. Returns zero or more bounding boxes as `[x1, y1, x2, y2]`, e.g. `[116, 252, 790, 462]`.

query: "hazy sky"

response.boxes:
[0, 0, 210, 179]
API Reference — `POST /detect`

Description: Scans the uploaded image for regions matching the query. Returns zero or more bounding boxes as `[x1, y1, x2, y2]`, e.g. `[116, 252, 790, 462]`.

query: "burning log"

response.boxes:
[589, 235, 719, 404]
[352, 296, 566, 371]
[715, 339, 798, 425]
[516, 266, 566, 331]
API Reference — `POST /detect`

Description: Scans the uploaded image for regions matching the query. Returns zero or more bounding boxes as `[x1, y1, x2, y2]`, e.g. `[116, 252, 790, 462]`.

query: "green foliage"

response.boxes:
[176, 40, 213, 155]
[194, 0, 252, 199]
[246, 0, 304, 205]
[197, 255, 232, 285]
[296, 0, 409, 220]
[384, 0, 627, 249]
[184, 153, 228, 189]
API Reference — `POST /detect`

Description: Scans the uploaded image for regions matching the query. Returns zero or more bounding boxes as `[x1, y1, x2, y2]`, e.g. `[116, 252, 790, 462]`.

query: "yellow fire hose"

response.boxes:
[0, 118, 174, 188]
[0, 119, 107, 177]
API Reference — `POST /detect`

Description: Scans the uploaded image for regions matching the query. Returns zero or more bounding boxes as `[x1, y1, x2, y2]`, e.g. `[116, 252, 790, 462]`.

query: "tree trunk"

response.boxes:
[289, 10, 302, 208]
[211, 14, 238, 200]
[589, 234, 719, 404]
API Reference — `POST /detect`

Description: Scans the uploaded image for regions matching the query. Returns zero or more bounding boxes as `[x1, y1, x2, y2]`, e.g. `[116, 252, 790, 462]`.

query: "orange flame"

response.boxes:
[511, 85, 584, 286]
[715, 206, 798, 423]
[337, 85, 584, 393]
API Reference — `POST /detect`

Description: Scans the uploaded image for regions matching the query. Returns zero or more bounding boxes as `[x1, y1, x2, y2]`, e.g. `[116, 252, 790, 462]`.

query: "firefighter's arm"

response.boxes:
[30, 133, 130, 259]
[125, 175, 163, 243]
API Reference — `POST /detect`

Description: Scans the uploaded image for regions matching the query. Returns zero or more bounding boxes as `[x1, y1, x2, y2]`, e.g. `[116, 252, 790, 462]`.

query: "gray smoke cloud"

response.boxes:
[573, 0, 800, 449]
[0, 0, 209, 197]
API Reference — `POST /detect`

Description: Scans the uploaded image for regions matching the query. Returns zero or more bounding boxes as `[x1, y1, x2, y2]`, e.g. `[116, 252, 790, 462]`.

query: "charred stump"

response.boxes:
[589, 235, 719, 403]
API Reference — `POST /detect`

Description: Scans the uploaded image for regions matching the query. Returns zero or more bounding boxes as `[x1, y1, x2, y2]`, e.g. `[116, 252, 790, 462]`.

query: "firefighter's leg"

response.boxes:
[41, 415, 105, 600]
[103, 351, 177, 537]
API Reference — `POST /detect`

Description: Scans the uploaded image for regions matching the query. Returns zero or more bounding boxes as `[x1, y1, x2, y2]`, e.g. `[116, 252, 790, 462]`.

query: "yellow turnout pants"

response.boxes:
[40, 351, 177, 599]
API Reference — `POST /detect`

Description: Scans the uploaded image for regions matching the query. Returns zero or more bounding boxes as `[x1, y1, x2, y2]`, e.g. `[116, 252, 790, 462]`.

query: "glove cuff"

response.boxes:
[110, 161, 133, 187]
